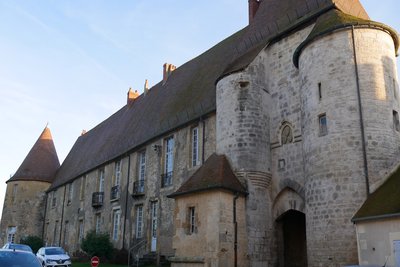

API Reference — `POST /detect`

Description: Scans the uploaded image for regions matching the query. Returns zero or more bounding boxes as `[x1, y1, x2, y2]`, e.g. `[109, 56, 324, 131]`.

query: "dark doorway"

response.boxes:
[277, 210, 307, 267]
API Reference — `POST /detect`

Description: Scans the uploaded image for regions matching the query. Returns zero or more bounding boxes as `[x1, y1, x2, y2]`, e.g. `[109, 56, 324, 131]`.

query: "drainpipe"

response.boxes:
[59, 186, 67, 246]
[233, 193, 240, 267]
[122, 154, 131, 250]
[42, 194, 48, 242]
[351, 26, 370, 196]
[201, 117, 206, 164]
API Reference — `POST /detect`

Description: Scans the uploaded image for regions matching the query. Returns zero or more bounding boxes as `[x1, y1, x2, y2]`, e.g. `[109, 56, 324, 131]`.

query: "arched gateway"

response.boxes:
[273, 187, 307, 267]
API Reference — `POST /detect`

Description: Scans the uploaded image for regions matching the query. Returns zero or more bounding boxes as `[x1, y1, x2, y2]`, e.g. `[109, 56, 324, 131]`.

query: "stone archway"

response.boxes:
[273, 187, 307, 267]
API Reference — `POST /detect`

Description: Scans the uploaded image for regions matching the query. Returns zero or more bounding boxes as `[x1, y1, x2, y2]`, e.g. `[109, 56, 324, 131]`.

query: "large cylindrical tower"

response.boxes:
[216, 69, 272, 265]
[0, 127, 60, 245]
[297, 11, 399, 266]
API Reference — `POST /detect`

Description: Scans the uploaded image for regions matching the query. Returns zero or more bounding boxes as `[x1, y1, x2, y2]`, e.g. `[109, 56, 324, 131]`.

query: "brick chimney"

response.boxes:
[144, 79, 149, 95]
[249, 0, 261, 24]
[127, 87, 139, 104]
[163, 63, 176, 85]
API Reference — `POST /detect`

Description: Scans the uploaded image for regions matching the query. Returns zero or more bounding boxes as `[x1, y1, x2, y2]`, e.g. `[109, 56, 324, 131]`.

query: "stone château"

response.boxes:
[1, 0, 399, 266]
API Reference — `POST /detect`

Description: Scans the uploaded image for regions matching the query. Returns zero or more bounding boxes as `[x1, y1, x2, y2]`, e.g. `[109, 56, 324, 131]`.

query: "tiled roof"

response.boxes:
[352, 164, 400, 222]
[168, 153, 247, 198]
[293, 8, 399, 67]
[8, 127, 60, 184]
[50, 0, 379, 190]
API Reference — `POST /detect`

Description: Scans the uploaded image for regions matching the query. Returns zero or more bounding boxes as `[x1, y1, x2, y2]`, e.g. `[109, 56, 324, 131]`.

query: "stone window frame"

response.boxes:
[188, 206, 197, 235]
[67, 182, 73, 205]
[112, 208, 121, 241]
[318, 113, 328, 136]
[78, 219, 84, 244]
[114, 160, 122, 187]
[279, 121, 294, 146]
[95, 213, 101, 234]
[80, 175, 86, 201]
[191, 125, 200, 168]
[393, 110, 400, 132]
[135, 204, 144, 239]
[137, 150, 146, 188]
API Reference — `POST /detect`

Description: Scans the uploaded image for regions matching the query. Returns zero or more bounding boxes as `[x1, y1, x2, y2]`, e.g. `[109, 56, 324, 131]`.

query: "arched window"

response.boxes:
[281, 125, 293, 145]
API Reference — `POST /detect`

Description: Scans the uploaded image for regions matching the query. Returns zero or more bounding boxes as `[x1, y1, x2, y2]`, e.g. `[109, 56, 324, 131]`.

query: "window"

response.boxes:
[95, 214, 101, 234]
[319, 114, 328, 136]
[137, 151, 146, 193]
[281, 125, 293, 145]
[7, 226, 16, 243]
[98, 168, 105, 192]
[188, 207, 196, 234]
[67, 183, 73, 205]
[112, 210, 121, 241]
[80, 176, 86, 200]
[114, 161, 121, 187]
[51, 191, 57, 208]
[162, 136, 174, 187]
[393, 78, 398, 100]
[191, 127, 199, 167]
[63, 221, 69, 246]
[393, 110, 400, 131]
[54, 221, 59, 246]
[78, 220, 84, 243]
[136, 205, 144, 239]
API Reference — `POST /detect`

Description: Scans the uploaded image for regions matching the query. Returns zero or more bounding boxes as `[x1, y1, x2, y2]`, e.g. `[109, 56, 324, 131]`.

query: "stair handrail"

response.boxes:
[127, 239, 147, 267]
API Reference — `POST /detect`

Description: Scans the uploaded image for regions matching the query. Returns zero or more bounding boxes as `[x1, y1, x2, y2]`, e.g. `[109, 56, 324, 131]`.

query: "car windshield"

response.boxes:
[45, 248, 65, 255]
[0, 250, 41, 267]
[9, 244, 32, 252]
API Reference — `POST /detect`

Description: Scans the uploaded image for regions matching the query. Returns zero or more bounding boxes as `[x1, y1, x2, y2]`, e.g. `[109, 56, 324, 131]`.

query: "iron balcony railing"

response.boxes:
[92, 192, 104, 207]
[133, 180, 145, 196]
[161, 171, 173, 188]
[110, 185, 120, 200]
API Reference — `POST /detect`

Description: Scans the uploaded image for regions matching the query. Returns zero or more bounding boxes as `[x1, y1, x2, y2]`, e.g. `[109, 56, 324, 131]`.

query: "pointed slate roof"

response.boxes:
[352, 164, 400, 222]
[168, 154, 247, 198]
[49, 0, 399, 190]
[8, 127, 60, 184]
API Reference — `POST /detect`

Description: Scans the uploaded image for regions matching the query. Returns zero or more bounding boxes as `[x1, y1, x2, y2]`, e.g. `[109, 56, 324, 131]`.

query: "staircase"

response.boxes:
[128, 240, 170, 267]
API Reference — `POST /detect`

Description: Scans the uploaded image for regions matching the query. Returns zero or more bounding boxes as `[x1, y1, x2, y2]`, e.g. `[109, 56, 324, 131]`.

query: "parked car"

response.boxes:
[2, 242, 33, 253]
[36, 247, 71, 267]
[0, 248, 41, 267]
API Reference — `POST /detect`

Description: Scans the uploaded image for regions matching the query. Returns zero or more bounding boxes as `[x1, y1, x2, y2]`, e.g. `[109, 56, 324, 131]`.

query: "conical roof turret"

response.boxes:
[7, 126, 60, 183]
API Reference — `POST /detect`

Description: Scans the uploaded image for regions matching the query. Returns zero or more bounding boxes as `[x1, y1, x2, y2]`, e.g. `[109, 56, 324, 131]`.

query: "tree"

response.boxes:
[20, 235, 43, 254]
[81, 231, 113, 259]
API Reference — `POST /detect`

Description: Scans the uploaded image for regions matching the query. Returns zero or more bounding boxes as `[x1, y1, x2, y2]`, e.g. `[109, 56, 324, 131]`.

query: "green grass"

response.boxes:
[72, 263, 128, 267]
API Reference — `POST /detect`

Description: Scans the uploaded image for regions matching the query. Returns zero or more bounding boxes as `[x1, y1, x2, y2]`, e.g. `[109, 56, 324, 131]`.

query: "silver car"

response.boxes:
[2, 242, 33, 253]
[36, 247, 72, 267]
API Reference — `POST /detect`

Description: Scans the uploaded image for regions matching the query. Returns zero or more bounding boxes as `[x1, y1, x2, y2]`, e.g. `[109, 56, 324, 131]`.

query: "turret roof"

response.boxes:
[168, 153, 247, 198]
[8, 127, 60, 184]
[49, 0, 398, 190]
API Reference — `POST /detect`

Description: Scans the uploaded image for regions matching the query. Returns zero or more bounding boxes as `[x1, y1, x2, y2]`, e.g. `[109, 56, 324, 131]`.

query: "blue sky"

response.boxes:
[0, 0, 399, 220]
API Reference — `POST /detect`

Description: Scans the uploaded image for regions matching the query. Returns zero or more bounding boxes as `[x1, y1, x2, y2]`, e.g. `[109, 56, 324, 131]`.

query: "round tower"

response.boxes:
[216, 67, 272, 265]
[0, 127, 60, 244]
[295, 9, 399, 266]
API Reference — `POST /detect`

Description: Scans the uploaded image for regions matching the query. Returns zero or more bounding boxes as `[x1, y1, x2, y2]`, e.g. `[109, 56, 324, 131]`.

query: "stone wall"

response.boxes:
[172, 191, 247, 267]
[299, 27, 399, 266]
[43, 114, 216, 256]
[0, 180, 50, 245]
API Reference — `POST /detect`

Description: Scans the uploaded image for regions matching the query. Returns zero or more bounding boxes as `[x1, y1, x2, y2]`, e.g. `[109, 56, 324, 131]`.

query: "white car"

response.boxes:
[36, 247, 71, 267]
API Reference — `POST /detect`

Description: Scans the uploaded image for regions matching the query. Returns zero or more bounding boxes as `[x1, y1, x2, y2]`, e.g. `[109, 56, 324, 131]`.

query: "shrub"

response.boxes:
[80, 230, 113, 259]
[20, 235, 43, 253]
